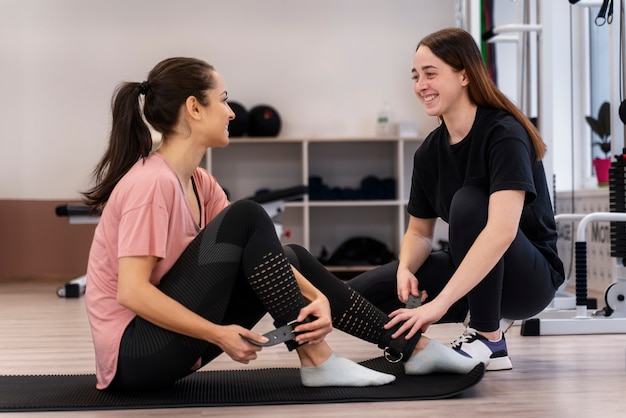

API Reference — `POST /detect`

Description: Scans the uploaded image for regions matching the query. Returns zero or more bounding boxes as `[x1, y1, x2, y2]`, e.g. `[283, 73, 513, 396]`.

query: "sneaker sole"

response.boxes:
[486, 356, 513, 371]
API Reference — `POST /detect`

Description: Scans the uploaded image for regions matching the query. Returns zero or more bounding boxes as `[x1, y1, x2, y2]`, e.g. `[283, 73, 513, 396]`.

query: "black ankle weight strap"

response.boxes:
[241, 316, 315, 351]
[381, 294, 422, 363]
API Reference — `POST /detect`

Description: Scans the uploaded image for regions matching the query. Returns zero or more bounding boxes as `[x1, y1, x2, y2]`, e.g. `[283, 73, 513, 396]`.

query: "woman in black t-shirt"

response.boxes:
[348, 28, 565, 371]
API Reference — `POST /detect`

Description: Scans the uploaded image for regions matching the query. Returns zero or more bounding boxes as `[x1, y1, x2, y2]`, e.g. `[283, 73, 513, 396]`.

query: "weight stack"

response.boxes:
[609, 152, 626, 259]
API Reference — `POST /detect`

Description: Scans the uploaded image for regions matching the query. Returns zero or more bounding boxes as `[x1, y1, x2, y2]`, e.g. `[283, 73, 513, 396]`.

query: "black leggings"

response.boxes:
[348, 186, 558, 333]
[111, 200, 410, 391]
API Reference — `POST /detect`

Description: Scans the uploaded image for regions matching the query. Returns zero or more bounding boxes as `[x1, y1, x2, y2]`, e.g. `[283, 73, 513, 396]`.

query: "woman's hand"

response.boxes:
[396, 267, 420, 304]
[384, 298, 448, 340]
[216, 325, 267, 364]
[292, 295, 333, 346]
[395, 216, 435, 304]
[287, 265, 333, 345]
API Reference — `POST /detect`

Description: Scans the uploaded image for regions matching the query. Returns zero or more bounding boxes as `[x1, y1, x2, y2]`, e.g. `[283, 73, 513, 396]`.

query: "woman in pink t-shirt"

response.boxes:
[82, 57, 481, 391]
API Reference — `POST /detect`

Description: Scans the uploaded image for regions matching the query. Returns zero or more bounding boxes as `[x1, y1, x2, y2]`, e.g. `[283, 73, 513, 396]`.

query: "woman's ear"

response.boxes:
[185, 96, 202, 121]
[460, 70, 469, 87]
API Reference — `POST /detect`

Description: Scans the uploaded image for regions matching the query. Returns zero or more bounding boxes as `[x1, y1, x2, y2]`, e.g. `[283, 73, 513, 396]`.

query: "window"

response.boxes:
[588, 6, 611, 161]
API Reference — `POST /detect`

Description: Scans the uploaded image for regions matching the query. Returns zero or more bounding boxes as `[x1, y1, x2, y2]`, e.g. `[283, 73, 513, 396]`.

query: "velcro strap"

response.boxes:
[405, 294, 422, 309]
[241, 315, 315, 347]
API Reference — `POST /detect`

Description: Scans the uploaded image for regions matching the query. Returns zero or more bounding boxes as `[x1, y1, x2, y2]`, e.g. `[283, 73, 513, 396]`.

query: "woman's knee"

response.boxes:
[216, 199, 274, 238]
[449, 186, 489, 227]
[346, 261, 398, 295]
[448, 186, 489, 257]
[228, 199, 269, 220]
[284, 243, 307, 257]
[283, 244, 308, 269]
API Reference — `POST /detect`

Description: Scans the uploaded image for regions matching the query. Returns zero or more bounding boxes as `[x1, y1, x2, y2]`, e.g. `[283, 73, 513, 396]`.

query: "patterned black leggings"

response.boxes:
[111, 200, 411, 390]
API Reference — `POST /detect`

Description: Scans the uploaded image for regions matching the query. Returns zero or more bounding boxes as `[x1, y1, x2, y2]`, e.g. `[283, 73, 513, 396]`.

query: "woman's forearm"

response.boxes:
[398, 217, 436, 275]
[398, 232, 432, 274]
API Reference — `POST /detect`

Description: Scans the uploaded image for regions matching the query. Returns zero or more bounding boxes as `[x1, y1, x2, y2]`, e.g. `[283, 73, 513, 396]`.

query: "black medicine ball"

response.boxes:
[228, 101, 248, 137]
[248, 105, 281, 137]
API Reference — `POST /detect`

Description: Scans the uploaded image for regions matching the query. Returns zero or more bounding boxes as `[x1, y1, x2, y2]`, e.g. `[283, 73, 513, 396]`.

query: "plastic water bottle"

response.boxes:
[377, 102, 392, 136]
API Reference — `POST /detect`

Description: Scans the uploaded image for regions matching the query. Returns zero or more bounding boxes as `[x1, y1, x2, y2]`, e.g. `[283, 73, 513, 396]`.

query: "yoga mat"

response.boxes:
[0, 357, 485, 412]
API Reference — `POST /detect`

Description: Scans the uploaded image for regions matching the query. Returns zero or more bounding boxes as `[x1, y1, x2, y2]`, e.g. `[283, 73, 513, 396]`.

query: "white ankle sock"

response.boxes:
[404, 340, 482, 375]
[300, 353, 396, 387]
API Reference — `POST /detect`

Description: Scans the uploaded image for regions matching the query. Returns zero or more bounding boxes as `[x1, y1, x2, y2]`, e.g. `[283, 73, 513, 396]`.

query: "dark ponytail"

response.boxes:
[82, 83, 152, 211]
[82, 57, 216, 211]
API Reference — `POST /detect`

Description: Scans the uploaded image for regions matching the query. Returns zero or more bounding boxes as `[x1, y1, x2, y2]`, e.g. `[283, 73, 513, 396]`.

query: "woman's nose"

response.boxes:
[414, 79, 425, 94]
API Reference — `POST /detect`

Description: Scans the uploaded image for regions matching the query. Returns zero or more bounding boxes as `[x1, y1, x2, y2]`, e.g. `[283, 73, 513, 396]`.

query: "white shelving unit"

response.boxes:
[207, 137, 423, 269]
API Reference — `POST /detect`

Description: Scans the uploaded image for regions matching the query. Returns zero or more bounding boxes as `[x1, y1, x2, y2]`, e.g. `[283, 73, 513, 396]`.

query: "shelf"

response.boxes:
[227, 136, 419, 144]
[308, 200, 403, 207]
[325, 264, 378, 280]
[207, 136, 423, 259]
[283, 201, 306, 208]
[227, 137, 306, 144]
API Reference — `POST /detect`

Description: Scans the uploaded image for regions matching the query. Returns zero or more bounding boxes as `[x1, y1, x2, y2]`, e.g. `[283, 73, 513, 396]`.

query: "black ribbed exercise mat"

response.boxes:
[0, 357, 484, 412]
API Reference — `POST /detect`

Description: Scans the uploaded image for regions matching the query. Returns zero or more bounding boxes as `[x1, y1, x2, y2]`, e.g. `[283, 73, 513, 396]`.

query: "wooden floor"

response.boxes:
[1, 278, 625, 417]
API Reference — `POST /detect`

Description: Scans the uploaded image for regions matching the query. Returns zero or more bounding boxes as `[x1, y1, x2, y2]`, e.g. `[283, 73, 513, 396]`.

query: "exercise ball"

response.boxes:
[248, 105, 281, 137]
[227, 101, 248, 137]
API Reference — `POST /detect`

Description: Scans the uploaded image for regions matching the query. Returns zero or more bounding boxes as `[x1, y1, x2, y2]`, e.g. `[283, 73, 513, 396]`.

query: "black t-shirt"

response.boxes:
[408, 107, 565, 287]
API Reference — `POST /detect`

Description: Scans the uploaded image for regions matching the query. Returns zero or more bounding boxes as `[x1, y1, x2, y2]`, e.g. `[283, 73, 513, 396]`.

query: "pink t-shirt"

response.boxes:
[85, 152, 229, 389]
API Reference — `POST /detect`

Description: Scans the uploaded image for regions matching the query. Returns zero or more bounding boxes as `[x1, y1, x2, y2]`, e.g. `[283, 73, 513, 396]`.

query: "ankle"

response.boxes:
[411, 335, 430, 356]
[296, 342, 333, 367]
[479, 330, 502, 342]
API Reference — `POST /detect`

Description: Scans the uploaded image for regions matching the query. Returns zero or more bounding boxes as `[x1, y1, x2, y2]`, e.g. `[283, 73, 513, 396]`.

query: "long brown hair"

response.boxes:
[82, 57, 216, 211]
[418, 27, 546, 160]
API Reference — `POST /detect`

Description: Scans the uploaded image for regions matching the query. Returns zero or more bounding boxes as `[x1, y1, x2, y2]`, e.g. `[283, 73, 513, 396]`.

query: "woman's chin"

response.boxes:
[423, 108, 440, 118]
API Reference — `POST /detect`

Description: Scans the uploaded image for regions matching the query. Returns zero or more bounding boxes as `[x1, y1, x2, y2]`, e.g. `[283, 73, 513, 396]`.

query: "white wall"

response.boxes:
[0, 0, 455, 200]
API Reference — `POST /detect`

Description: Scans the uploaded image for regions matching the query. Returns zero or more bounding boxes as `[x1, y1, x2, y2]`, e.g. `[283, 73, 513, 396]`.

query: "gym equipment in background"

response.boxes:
[308, 175, 396, 201]
[247, 105, 281, 137]
[521, 153, 626, 335]
[227, 101, 248, 137]
[243, 185, 307, 239]
[54, 204, 98, 225]
[319, 236, 395, 267]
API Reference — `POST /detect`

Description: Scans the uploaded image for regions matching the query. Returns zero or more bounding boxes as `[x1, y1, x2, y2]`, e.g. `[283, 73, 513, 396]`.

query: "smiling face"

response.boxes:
[194, 71, 235, 148]
[411, 45, 469, 120]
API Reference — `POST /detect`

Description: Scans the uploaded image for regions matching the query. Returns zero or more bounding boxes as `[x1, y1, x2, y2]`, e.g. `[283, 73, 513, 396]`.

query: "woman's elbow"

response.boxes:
[501, 225, 519, 248]
[485, 221, 518, 249]
[116, 285, 135, 309]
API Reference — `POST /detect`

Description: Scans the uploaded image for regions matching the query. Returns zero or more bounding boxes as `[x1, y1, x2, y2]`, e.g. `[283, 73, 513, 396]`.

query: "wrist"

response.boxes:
[397, 263, 413, 275]
[203, 321, 223, 346]
[431, 293, 454, 314]
[312, 291, 328, 304]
